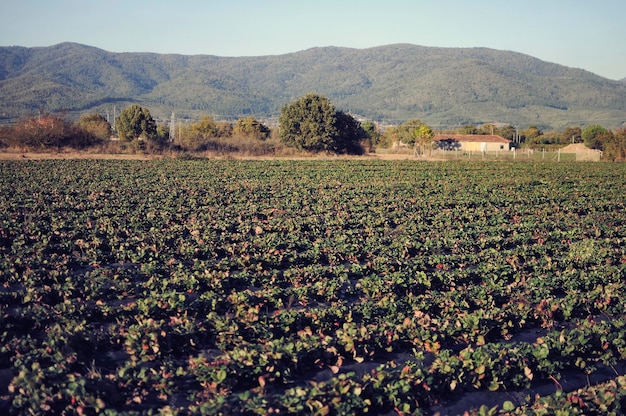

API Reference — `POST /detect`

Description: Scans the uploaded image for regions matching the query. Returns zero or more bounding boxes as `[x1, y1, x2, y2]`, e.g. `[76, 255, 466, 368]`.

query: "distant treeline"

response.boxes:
[2, 103, 625, 161]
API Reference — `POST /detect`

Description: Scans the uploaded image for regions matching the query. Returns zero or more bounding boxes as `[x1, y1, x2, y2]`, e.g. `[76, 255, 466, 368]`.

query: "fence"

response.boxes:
[377, 147, 602, 161]
[429, 148, 582, 161]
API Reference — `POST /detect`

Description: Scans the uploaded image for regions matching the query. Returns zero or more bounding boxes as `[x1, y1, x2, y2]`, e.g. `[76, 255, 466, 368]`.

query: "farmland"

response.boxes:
[1, 159, 625, 415]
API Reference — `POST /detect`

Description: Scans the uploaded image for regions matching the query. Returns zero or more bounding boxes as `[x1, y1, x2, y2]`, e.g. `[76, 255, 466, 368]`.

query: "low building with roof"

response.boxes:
[559, 143, 602, 161]
[433, 134, 512, 152]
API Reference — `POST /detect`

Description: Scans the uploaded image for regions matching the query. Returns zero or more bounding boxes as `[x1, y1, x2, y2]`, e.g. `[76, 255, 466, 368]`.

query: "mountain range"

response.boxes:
[1, 42, 625, 130]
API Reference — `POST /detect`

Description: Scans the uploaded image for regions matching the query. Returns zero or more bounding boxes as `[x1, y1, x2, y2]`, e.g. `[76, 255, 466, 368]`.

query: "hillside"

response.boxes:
[1, 42, 625, 130]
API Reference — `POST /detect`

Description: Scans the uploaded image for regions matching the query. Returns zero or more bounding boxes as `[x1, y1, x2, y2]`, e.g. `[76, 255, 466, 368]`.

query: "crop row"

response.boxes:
[1, 159, 625, 415]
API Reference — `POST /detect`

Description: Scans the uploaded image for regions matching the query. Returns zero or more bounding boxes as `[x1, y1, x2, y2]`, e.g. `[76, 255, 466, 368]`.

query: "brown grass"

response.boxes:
[0, 140, 442, 161]
[0, 150, 444, 161]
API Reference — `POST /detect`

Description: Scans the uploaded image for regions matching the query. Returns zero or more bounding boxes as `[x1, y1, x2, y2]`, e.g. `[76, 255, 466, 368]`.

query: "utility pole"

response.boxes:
[169, 112, 176, 143]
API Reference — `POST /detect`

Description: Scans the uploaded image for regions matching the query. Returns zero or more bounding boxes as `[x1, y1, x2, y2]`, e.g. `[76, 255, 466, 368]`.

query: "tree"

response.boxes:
[361, 121, 380, 142]
[537, 131, 561, 146]
[495, 125, 516, 141]
[116, 105, 157, 141]
[279, 94, 337, 152]
[10, 114, 71, 148]
[0, 113, 102, 149]
[478, 124, 496, 135]
[77, 113, 111, 140]
[603, 128, 626, 161]
[582, 125, 608, 150]
[414, 124, 434, 154]
[215, 121, 233, 138]
[561, 126, 582, 144]
[394, 119, 432, 147]
[459, 124, 478, 135]
[191, 116, 218, 139]
[233, 117, 270, 140]
[156, 124, 170, 142]
[333, 111, 366, 154]
[394, 119, 416, 146]
[279, 93, 365, 154]
[361, 121, 381, 151]
[522, 126, 541, 143]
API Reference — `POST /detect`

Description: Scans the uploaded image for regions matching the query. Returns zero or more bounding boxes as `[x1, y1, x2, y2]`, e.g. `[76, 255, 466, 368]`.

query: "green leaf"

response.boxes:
[502, 401, 516, 411]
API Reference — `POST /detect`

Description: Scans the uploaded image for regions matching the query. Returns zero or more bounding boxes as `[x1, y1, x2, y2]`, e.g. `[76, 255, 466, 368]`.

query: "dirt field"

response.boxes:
[0, 150, 431, 161]
[0, 151, 156, 161]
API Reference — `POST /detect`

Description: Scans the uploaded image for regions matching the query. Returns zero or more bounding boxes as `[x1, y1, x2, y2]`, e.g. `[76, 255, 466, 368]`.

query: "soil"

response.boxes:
[0, 151, 156, 161]
[0, 150, 439, 161]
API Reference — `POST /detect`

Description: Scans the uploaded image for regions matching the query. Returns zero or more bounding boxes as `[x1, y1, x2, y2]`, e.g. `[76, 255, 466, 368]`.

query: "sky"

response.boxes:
[1, 0, 625, 80]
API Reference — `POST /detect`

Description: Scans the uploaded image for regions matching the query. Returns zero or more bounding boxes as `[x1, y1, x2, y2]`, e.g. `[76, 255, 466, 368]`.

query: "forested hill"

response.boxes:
[1, 42, 625, 129]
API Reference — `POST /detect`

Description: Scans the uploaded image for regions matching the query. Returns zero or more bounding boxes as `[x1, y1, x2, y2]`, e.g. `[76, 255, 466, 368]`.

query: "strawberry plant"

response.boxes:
[1, 159, 625, 414]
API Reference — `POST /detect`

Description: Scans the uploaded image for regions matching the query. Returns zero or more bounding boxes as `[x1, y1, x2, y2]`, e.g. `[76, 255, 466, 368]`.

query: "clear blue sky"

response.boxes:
[1, 0, 625, 80]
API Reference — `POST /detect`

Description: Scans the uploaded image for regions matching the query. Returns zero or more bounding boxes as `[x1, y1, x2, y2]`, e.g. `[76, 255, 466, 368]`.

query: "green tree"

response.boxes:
[478, 124, 496, 135]
[334, 111, 366, 154]
[394, 119, 431, 147]
[495, 125, 516, 141]
[519, 126, 541, 144]
[361, 121, 380, 143]
[582, 125, 608, 150]
[394, 121, 413, 146]
[116, 105, 157, 141]
[279, 93, 337, 152]
[361, 121, 381, 150]
[537, 131, 561, 146]
[156, 124, 170, 142]
[233, 117, 271, 140]
[77, 113, 111, 140]
[279, 93, 364, 154]
[459, 124, 478, 134]
[414, 124, 434, 154]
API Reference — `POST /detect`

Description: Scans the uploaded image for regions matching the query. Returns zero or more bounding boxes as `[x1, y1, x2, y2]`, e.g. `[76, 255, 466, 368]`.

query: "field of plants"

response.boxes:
[1, 159, 625, 415]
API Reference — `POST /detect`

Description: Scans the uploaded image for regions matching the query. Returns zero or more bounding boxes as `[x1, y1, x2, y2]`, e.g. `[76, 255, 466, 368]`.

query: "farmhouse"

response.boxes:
[433, 134, 512, 152]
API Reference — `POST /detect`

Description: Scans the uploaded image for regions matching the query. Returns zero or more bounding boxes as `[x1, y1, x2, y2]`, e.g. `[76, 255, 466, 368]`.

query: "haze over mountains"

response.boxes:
[1, 42, 625, 130]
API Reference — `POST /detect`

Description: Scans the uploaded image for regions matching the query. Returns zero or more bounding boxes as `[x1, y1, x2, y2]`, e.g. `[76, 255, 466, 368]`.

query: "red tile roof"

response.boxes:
[433, 134, 511, 143]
